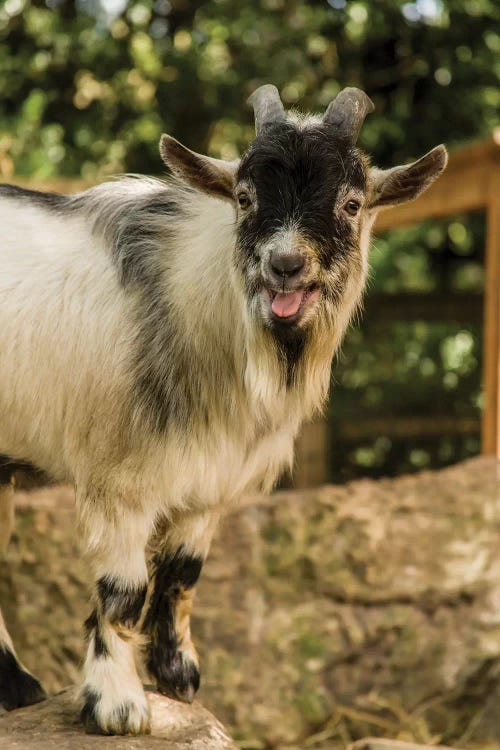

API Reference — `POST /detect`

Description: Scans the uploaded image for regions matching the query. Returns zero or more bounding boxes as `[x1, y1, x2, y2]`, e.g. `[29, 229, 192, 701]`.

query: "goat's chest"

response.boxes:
[161, 418, 298, 511]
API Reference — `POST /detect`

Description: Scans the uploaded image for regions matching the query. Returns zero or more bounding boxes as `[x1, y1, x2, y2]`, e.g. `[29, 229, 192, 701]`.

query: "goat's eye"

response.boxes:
[237, 192, 251, 210]
[344, 199, 361, 216]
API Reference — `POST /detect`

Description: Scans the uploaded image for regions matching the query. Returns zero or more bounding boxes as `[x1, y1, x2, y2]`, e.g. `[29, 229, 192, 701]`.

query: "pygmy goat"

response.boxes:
[0, 86, 447, 734]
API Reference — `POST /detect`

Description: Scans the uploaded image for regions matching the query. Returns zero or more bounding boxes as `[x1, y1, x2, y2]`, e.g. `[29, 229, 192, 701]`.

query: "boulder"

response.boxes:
[2, 457, 500, 748]
[0, 687, 238, 749]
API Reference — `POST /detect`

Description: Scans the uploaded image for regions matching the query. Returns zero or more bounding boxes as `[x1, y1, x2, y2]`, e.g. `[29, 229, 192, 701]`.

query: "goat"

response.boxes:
[0, 86, 447, 734]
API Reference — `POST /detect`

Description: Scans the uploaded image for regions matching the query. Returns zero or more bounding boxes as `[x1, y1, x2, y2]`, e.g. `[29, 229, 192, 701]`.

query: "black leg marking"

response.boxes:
[143, 547, 202, 703]
[96, 577, 147, 626]
[80, 687, 151, 736]
[0, 646, 46, 710]
[80, 576, 150, 734]
[80, 687, 103, 735]
[84, 610, 109, 659]
[150, 547, 203, 592]
[150, 648, 200, 703]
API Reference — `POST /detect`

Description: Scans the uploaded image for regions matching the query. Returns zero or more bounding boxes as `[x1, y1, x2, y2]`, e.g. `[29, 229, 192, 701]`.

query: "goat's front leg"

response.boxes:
[79, 504, 153, 735]
[143, 511, 219, 703]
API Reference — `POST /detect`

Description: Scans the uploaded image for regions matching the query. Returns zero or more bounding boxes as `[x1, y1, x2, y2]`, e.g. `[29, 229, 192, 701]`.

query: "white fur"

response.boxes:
[82, 623, 150, 734]
[0, 201, 135, 482]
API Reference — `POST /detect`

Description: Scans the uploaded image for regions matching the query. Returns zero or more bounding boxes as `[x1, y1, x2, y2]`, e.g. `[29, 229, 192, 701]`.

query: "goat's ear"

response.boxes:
[159, 134, 237, 202]
[368, 145, 448, 209]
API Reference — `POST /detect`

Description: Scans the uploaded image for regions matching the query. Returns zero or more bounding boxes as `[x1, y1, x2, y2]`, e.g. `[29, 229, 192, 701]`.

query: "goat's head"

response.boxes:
[159, 86, 447, 347]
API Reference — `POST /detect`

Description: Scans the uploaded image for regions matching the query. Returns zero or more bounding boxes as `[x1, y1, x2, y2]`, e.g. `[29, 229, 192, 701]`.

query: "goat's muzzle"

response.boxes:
[263, 285, 321, 324]
[259, 243, 321, 325]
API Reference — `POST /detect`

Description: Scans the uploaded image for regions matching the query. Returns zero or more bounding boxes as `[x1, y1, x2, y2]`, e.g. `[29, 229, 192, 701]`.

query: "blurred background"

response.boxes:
[0, 0, 498, 480]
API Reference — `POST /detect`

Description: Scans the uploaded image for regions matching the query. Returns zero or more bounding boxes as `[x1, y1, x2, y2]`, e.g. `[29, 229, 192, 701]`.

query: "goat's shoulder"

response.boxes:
[73, 176, 188, 286]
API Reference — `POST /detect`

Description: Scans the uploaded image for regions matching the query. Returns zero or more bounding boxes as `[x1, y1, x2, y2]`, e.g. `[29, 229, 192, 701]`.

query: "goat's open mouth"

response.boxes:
[263, 285, 320, 323]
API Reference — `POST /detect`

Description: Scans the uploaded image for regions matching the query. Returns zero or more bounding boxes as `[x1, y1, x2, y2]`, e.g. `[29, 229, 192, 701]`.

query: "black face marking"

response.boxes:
[236, 121, 366, 272]
[0, 646, 46, 710]
[0, 184, 70, 211]
[142, 547, 203, 702]
[96, 577, 147, 626]
[84, 610, 109, 658]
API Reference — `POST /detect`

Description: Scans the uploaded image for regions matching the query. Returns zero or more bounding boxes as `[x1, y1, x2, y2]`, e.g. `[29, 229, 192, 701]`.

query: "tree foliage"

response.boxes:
[0, 0, 498, 178]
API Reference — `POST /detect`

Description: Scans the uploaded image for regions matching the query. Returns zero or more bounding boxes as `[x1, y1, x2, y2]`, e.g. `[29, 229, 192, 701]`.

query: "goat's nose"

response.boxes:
[270, 250, 305, 279]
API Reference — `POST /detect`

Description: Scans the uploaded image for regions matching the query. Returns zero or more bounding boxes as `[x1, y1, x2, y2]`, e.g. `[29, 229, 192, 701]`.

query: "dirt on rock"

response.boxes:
[0, 687, 238, 750]
[2, 457, 500, 749]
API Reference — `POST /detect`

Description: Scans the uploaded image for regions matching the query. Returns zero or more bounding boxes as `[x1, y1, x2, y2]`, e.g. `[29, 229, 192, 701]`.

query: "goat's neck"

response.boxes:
[169, 195, 334, 432]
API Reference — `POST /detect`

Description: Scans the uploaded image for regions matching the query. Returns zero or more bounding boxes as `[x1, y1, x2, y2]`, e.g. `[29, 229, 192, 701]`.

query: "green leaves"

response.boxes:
[1, 0, 497, 178]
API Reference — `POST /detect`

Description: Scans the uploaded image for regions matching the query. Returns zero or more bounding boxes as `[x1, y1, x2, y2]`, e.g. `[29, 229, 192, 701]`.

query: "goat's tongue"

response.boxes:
[271, 291, 304, 318]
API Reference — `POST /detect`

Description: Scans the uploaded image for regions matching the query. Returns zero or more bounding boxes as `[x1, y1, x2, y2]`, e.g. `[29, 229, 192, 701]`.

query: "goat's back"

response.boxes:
[0, 187, 136, 481]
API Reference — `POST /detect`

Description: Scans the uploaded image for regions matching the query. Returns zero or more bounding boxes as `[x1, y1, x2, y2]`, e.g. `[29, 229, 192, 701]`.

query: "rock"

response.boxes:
[349, 740, 459, 750]
[2, 457, 500, 748]
[0, 687, 238, 749]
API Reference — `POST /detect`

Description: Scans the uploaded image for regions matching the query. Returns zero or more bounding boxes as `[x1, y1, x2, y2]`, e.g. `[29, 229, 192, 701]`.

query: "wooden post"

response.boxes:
[293, 420, 328, 487]
[482, 166, 500, 459]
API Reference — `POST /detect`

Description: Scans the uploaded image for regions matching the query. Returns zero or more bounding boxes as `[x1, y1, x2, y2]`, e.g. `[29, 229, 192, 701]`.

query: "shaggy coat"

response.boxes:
[0, 86, 447, 734]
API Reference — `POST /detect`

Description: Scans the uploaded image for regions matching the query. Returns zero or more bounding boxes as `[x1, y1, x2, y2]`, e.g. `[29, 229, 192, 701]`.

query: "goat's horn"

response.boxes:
[248, 84, 286, 135]
[323, 87, 374, 143]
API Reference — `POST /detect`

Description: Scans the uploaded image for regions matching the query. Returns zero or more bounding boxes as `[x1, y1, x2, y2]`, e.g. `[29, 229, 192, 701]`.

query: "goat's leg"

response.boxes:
[79, 505, 153, 735]
[0, 609, 47, 710]
[0, 475, 46, 709]
[143, 511, 219, 703]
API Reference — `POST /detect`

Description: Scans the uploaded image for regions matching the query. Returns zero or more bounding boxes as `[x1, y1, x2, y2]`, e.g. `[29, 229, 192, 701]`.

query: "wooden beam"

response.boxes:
[374, 131, 500, 233]
[336, 415, 480, 441]
[481, 165, 500, 458]
[364, 292, 483, 323]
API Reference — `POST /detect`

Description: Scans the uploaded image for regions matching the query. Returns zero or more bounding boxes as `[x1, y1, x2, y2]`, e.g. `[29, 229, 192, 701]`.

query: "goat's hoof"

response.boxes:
[0, 649, 46, 710]
[80, 688, 151, 735]
[152, 650, 200, 704]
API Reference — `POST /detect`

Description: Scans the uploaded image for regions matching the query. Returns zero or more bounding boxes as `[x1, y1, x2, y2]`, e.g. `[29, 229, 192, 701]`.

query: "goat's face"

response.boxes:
[160, 85, 447, 349]
[234, 121, 369, 339]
